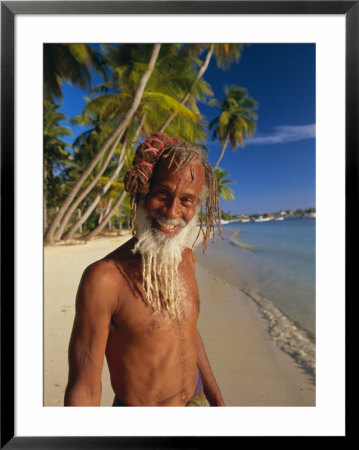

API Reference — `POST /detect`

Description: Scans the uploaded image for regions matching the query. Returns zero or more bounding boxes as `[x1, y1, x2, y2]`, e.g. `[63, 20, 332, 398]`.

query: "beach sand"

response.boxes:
[44, 234, 315, 407]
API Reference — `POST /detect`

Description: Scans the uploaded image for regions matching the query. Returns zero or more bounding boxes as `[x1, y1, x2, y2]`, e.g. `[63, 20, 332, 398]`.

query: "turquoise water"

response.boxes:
[196, 217, 316, 375]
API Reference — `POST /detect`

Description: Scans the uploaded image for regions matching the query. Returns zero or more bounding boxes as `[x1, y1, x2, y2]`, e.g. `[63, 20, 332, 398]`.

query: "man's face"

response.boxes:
[144, 158, 205, 236]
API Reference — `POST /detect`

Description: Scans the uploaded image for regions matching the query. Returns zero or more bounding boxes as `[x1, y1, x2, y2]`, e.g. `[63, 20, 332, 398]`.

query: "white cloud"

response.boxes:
[248, 124, 316, 145]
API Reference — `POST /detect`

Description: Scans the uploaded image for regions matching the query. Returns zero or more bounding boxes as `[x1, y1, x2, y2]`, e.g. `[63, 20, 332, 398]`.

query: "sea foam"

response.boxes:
[196, 218, 316, 381]
[242, 287, 316, 379]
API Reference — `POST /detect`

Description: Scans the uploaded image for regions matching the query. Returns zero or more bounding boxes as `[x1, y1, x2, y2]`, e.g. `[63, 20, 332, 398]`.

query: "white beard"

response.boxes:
[132, 200, 199, 319]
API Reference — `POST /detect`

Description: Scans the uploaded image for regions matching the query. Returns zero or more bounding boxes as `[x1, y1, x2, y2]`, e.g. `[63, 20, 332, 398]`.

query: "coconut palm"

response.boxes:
[43, 100, 73, 230]
[44, 43, 161, 244]
[84, 189, 128, 241]
[51, 111, 126, 239]
[159, 44, 243, 133]
[84, 189, 133, 241]
[62, 119, 143, 241]
[87, 44, 210, 142]
[209, 86, 258, 169]
[50, 44, 214, 242]
[214, 167, 235, 203]
[44, 44, 107, 102]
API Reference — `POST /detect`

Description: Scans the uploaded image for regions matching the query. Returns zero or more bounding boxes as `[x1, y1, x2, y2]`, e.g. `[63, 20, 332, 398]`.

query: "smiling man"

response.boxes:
[64, 133, 225, 407]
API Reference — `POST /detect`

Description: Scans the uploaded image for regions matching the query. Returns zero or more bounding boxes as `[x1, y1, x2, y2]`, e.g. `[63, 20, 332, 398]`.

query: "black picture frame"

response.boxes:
[1, 1, 355, 447]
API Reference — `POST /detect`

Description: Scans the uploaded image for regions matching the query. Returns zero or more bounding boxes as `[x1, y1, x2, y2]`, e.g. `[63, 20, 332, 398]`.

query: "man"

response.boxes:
[64, 133, 225, 406]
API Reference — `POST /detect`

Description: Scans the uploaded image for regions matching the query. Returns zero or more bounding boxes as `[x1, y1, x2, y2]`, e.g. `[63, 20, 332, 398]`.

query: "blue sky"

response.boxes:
[58, 43, 315, 215]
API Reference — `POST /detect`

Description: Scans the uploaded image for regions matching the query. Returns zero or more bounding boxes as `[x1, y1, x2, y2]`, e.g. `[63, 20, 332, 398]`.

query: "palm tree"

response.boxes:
[44, 44, 107, 102]
[43, 100, 73, 230]
[90, 44, 210, 142]
[51, 113, 126, 241]
[50, 43, 213, 242]
[44, 43, 161, 244]
[209, 86, 258, 169]
[214, 167, 235, 203]
[159, 44, 243, 133]
[62, 119, 143, 241]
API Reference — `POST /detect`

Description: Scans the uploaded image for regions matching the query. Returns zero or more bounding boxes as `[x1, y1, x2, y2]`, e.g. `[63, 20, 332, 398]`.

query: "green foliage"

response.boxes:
[209, 85, 258, 149]
[44, 43, 258, 238]
[214, 167, 235, 203]
[44, 44, 107, 102]
[44, 99, 73, 209]
[294, 208, 305, 216]
[81, 44, 212, 145]
[220, 210, 236, 220]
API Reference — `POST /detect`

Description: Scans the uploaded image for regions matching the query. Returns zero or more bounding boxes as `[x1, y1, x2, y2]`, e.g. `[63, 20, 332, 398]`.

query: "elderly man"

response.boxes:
[64, 133, 225, 407]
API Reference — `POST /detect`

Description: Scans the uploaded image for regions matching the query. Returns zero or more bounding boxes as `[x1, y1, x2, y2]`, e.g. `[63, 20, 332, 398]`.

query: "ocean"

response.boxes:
[195, 217, 316, 376]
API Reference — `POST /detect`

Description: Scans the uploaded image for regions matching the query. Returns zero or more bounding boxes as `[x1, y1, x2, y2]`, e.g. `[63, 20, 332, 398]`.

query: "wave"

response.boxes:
[242, 288, 316, 380]
[197, 257, 316, 381]
[228, 229, 314, 260]
[229, 231, 256, 251]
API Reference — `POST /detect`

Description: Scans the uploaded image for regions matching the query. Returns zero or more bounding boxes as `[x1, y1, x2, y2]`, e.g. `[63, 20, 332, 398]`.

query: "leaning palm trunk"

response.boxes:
[63, 114, 146, 241]
[45, 120, 125, 243]
[44, 43, 161, 244]
[84, 190, 128, 241]
[159, 44, 215, 132]
[55, 129, 126, 241]
[213, 133, 230, 169]
[100, 198, 114, 223]
[44, 164, 48, 232]
[63, 142, 127, 240]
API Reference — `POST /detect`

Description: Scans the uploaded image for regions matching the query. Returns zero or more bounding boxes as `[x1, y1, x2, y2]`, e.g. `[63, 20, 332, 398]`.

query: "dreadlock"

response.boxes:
[124, 132, 223, 252]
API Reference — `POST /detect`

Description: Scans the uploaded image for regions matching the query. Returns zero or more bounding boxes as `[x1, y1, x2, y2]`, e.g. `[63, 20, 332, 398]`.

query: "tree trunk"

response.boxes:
[53, 127, 125, 241]
[45, 120, 125, 243]
[84, 190, 128, 241]
[62, 143, 127, 240]
[44, 199, 47, 233]
[159, 44, 215, 132]
[213, 133, 230, 169]
[77, 209, 82, 234]
[98, 207, 104, 225]
[62, 113, 146, 241]
[44, 160, 48, 233]
[44, 43, 161, 244]
[102, 197, 114, 222]
[118, 208, 122, 232]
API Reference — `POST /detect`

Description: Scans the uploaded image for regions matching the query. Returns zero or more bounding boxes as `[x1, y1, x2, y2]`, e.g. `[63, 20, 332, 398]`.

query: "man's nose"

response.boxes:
[163, 197, 181, 219]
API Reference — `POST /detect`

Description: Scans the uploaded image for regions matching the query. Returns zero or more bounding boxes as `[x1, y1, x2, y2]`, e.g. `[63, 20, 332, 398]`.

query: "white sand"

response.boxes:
[44, 234, 131, 407]
[44, 234, 315, 407]
[196, 264, 315, 406]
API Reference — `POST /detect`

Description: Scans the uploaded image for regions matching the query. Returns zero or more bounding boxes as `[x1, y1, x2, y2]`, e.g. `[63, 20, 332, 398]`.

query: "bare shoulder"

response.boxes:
[77, 238, 137, 312]
[81, 258, 118, 288]
[77, 239, 134, 310]
[76, 260, 118, 314]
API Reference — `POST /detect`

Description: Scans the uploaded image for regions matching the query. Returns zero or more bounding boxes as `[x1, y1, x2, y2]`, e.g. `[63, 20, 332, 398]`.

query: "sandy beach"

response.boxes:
[44, 233, 315, 407]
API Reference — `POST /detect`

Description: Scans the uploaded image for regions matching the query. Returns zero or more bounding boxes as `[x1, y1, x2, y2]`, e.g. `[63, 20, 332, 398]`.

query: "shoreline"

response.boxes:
[196, 251, 316, 381]
[44, 234, 315, 407]
[195, 262, 315, 406]
[201, 222, 316, 339]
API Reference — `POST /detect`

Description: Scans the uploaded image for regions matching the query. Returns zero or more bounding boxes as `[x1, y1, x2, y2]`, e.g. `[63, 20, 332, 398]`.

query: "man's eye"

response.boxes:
[182, 198, 193, 204]
[156, 191, 168, 198]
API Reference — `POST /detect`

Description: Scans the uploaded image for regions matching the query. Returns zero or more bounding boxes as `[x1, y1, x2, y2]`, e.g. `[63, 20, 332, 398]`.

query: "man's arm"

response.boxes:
[64, 261, 118, 406]
[196, 330, 225, 406]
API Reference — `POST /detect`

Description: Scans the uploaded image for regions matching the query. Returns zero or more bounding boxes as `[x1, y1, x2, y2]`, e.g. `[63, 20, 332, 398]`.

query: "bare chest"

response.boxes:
[111, 259, 199, 339]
